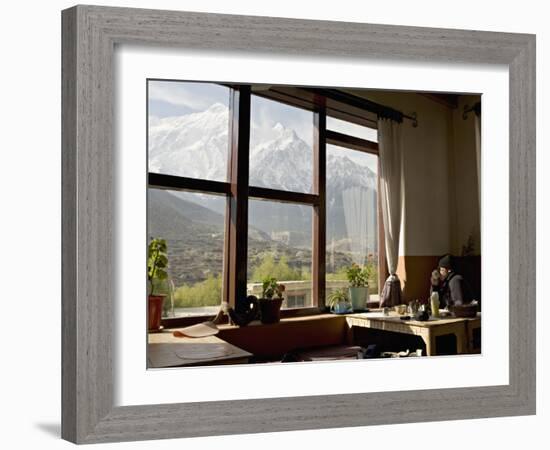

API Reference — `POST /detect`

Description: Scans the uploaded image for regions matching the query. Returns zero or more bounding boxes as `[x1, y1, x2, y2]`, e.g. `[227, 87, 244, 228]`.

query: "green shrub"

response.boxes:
[173, 274, 222, 308]
[250, 254, 301, 282]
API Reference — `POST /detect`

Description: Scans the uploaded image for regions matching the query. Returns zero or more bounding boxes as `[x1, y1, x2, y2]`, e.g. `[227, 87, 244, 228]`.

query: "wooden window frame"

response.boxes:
[147, 82, 382, 328]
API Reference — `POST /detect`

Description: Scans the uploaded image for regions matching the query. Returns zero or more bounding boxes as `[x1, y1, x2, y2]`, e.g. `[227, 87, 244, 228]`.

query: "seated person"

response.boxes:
[430, 254, 474, 309]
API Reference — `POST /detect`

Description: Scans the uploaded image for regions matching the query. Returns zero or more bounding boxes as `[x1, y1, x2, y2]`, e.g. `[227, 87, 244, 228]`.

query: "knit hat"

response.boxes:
[438, 254, 453, 270]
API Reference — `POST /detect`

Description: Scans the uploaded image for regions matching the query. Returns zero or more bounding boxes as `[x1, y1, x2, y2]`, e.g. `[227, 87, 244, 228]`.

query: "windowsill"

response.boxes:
[161, 296, 380, 329]
[161, 306, 326, 327]
[161, 310, 343, 331]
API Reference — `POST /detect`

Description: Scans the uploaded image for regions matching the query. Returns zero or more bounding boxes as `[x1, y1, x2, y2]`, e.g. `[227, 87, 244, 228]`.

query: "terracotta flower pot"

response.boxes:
[258, 297, 283, 324]
[148, 294, 165, 331]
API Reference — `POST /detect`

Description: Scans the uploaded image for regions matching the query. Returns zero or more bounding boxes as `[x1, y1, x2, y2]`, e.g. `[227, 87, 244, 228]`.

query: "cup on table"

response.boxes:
[394, 304, 407, 315]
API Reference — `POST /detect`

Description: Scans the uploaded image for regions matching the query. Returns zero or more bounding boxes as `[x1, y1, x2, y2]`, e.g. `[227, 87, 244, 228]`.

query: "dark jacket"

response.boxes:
[433, 272, 473, 308]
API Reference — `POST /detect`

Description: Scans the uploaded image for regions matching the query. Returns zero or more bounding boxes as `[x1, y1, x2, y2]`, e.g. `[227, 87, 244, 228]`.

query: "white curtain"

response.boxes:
[378, 118, 404, 278]
[474, 113, 481, 211]
[378, 118, 405, 307]
[342, 186, 376, 266]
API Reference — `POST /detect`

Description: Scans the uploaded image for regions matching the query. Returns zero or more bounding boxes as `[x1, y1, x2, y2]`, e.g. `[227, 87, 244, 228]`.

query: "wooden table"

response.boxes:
[465, 316, 482, 353]
[148, 331, 253, 368]
[345, 311, 481, 356]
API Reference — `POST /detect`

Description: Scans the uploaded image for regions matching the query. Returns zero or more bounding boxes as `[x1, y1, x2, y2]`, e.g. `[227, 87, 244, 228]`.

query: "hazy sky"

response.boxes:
[148, 80, 378, 171]
[148, 80, 229, 117]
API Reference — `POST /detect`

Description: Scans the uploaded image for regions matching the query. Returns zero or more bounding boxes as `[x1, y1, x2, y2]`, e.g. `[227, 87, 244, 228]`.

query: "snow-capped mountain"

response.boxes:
[149, 103, 229, 181]
[149, 103, 376, 193]
[249, 123, 314, 192]
[149, 104, 378, 250]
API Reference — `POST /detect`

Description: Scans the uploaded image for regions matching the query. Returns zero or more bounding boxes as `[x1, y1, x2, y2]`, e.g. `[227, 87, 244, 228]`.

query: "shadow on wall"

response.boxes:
[398, 255, 481, 303]
[453, 255, 482, 301]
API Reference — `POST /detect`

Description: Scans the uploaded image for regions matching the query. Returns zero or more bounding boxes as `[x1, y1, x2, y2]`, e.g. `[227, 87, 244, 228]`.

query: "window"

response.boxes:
[147, 188, 226, 318]
[147, 80, 230, 318]
[148, 80, 230, 181]
[248, 199, 313, 309]
[326, 144, 379, 300]
[147, 81, 381, 322]
[249, 95, 314, 193]
[286, 294, 307, 308]
[327, 116, 378, 142]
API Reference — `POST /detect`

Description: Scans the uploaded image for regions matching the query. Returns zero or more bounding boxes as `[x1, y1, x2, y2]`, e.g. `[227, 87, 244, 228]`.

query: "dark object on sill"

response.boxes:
[359, 344, 381, 359]
[415, 310, 430, 321]
[450, 302, 478, 318]
[228, 295, 259, 326]
[352, 308, 370, 313]
[399, 315, 412, 321]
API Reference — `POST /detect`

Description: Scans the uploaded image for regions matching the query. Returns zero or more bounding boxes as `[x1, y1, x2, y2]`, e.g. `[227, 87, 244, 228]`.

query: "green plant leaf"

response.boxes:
[147, 237, 169, 296]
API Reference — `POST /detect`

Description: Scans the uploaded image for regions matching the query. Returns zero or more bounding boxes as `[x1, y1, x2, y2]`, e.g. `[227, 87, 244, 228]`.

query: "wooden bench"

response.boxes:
[218, 314, 350, 360]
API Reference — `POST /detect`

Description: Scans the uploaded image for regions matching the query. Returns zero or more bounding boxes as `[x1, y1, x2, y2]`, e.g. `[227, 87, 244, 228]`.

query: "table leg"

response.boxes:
[424, 332, 436, 356]
[346, 324, 355, 345]
[455, 326, 467, 354]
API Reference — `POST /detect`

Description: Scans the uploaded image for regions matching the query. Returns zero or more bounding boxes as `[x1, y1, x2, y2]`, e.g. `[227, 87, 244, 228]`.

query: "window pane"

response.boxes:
[327, 116, 378, 142]
[147, 188, 226, 317]
[148, 81, 230, 181]
[248, 200, 313, 309]
[249, 95, 314, 193]
[326, 144, 379, 301]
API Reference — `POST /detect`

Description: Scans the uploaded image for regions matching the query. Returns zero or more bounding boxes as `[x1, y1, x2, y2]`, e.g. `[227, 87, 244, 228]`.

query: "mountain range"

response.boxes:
[148, 103, 379, 284]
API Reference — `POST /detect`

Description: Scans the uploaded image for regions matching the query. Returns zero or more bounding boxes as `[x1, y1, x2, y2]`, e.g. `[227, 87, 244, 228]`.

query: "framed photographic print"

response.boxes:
[61, 4, 536, 444]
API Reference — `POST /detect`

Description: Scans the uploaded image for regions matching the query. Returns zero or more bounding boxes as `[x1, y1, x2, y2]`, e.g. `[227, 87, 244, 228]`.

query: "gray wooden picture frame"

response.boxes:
[61, 4, 536, 444]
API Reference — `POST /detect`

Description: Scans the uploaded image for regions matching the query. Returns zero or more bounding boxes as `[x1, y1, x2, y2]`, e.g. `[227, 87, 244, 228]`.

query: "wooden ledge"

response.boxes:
[216, 313, 342, 331]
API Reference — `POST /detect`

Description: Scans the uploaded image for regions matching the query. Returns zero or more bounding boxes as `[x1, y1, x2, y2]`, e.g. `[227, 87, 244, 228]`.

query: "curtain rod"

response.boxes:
[224, 83, 418, 127]
[306, 88, 418, 127]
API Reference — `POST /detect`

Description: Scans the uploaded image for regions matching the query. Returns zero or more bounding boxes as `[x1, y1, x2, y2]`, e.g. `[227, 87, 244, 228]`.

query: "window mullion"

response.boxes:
[312, 106, 327, 309]
[224, 86, 251, 309]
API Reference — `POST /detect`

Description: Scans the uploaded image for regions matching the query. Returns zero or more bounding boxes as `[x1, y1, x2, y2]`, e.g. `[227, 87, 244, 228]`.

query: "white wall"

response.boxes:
[352, 90, 454, 256]
[0, 1, 546, 450]
[350, 90, 482, 258]
[451, 94, 482, 255]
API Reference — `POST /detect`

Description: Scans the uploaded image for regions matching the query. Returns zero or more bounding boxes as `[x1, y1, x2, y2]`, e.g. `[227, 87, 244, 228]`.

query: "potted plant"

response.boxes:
[258, 277, 285, 324]
[147, 238, 169, 331]
[327, 289, 352, 314]
[346, 263, 371, 311]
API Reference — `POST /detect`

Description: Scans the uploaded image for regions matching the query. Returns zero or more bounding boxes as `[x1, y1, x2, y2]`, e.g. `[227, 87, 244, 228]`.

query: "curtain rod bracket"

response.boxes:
[463, 102, 481, 120]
